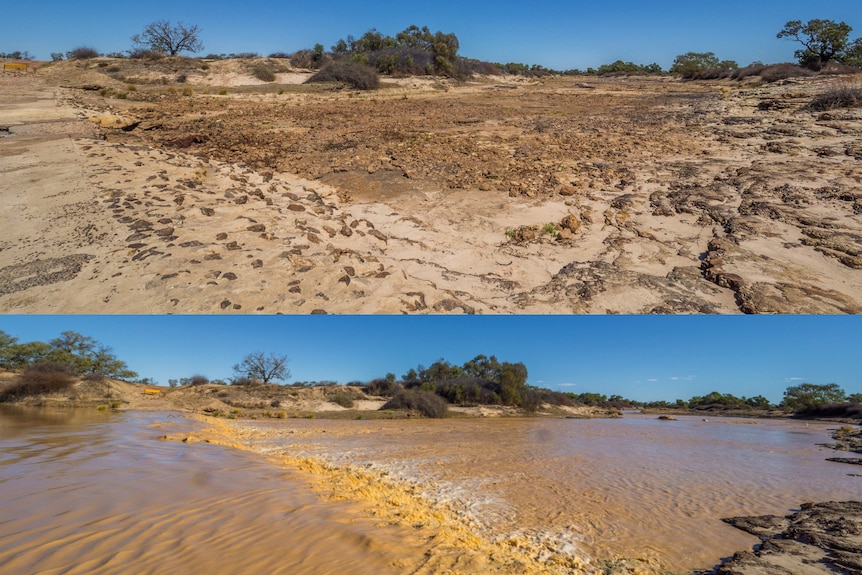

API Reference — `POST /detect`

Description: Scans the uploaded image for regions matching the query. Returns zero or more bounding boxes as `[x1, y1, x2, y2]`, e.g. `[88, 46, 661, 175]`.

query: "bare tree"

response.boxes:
[132, 20, 203, 56]
[232, 352, 290, 384]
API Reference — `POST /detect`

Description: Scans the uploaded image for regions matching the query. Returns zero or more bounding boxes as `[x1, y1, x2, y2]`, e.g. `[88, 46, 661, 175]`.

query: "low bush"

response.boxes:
[331, 392, 355, 408]
[382, 389, 448, 418]
[731, 64, 768, 81]
[691, 67, 735, 80]
[128, 49, 164, 60]
[306, 61, 379, 90]
[0, 363, 75, 401]
[364, 377, 400, 397]
[793, 403, 862, 419]
[67, 47, 99, 60]
[758, 63, 813, 83]
[188, 374, 209, 386]
[808, 84, 862, 111]
[250, 64, 276, 82]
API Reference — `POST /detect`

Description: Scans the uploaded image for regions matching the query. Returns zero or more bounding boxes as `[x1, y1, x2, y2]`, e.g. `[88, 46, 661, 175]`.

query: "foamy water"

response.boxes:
[1, 408, 858, 574]
[222, 414, 861, 572]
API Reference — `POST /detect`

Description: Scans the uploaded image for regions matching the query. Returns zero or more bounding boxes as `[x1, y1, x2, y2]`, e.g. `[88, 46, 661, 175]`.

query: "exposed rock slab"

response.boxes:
[716, 502, 862, 575]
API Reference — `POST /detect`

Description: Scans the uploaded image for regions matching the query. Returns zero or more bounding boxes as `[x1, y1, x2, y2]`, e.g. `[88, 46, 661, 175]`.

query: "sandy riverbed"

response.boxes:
[1, 61, 860, 313]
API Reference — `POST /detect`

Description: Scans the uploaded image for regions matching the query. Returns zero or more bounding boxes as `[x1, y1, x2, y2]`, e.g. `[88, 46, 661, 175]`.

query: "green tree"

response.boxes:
[777, 19, 855, 69]
[498, 361, 528, 406]
[781, 383, 846, 410]
[745, 395, 773, 409]
[132, 20, 203, 56]
[670, 52, 720, 78]
[845, 38, 862, 67]
[848, 393, 862, 404]
[47, 331, 135, 378]
[0, 331, 19, 368]
[575, 392, 607, 406]
[331, 39, 348, 54]
[0, 330, 135, 378]
[232, 352, 290, 384]
[462, 354, 501, 380]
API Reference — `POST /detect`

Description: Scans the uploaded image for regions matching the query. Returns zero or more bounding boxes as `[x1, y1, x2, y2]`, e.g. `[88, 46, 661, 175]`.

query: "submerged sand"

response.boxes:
[1, 62, 860, 313]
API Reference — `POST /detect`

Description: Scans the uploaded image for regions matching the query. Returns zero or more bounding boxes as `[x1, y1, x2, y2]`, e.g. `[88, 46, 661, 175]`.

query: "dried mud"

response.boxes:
[1, 62, 860, 313]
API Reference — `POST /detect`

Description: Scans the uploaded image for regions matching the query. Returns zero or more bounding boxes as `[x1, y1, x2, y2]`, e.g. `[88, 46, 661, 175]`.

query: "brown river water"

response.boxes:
[1, 407, 859, 575]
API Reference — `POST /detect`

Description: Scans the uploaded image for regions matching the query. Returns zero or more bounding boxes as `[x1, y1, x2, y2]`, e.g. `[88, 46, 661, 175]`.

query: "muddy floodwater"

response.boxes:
[1, 408, 859, 574]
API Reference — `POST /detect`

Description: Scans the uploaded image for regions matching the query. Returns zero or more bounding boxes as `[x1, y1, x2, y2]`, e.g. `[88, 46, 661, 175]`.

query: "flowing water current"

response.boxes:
[1, 407, 859, 574]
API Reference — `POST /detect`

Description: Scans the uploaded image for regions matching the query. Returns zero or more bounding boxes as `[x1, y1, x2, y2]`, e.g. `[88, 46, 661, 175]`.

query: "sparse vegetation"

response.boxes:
[808, 83, 862, 110]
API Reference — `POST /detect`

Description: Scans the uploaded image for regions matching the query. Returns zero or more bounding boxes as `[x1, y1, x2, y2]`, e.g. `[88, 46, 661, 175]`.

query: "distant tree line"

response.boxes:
[30, 16, 860, 84]
[0, 51, 32, 60]
[568, 383, 860, 413]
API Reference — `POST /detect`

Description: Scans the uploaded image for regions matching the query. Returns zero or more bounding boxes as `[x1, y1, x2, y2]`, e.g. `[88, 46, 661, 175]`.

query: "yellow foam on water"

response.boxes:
[182, 416, 666, 575]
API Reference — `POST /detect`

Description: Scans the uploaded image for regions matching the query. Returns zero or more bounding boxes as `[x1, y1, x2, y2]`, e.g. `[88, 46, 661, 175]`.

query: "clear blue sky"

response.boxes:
[2, 1, 860, 70]
[1, 315, 859, 403]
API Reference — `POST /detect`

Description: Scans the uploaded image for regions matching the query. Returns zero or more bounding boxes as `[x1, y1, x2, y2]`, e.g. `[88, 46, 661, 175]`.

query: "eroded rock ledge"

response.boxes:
[713, 501, 862, 575]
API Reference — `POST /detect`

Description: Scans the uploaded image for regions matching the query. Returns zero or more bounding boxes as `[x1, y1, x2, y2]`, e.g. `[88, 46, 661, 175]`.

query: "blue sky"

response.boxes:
[1, 316, 859, 403]
[3, 1, 860, 69]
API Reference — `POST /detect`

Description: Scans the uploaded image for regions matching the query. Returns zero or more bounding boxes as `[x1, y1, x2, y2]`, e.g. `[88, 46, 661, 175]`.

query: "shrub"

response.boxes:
[181, 86, 194, 96]
[364, 377, 400, 397]
[331, 392, 355, 408]
[250, 64, 276, 82]
[82, 372, 105, 382]
[794, 403, 862, 419]
[306, 61, 379, 90]
[758, 63, 813, 83]
[382, 389, 448, 418]
[128, 49, 164, 60]
[67, 47, 99, 60]
[0, 363, 75, 401]
[808, 84, 862, 111]
[188, 374, 209, 386]
[691, 67, 735, 80]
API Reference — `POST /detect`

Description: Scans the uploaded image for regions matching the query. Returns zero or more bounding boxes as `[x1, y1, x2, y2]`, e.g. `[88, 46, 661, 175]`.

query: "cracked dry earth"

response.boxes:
[1, 68, 860, 313]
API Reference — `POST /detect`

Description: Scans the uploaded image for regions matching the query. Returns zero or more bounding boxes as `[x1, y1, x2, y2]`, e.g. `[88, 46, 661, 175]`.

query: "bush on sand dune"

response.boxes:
[0, 363, 75, 401]
[382, 389, 448, 418]
[306, 61, 379, 90]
